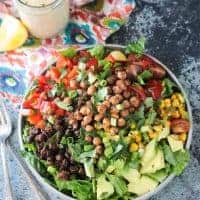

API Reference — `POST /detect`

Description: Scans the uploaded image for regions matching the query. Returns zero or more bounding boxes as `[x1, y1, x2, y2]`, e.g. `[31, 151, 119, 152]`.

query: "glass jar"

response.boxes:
[14, 0, 69, 39]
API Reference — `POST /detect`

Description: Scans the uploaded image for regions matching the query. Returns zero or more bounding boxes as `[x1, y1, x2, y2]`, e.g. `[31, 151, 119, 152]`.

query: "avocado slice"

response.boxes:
[128, 175, 158, 196]
[167, 135, 183, 152]
[141, 139, 157, 166]
[140, 148, 165, 174]
[97, 175, 114, 200]
[121, 168, 140, 183]
[157, 124, 170, 141]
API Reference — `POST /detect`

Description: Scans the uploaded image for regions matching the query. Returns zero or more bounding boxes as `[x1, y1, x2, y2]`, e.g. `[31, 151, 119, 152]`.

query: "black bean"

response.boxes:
[69, 165, 79, 173]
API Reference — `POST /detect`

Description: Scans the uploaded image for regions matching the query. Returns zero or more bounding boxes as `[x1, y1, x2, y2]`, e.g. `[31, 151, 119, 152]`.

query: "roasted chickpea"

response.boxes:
[111, 106, 119, 114]
[122, 100, 130, 108]
[94, 114, 103, 122]
[110, 127, 118, 135]
[120, 109, 129, 117]
[102, 118, 110, 127]
[113, 86, 122, 94]
[117, 71, 127, 80]
[97, 105, 107, 114]
[110, 96, 120, 105]
[85, 135, 93, 143]
[130, 96, 140, 108]
[93, 137, 102, 146]
[70, 79, 79, 89]
[118, 118, 126, 127]
[102, 100, 111, 108]
[74, 111, 83, 120]
[123, 91, 131, 98]
[80, 106, 91, 115]
[87, 85, 96, 96]
[95, 145, 104, 154]
[85, 125, 94, 132]
[111, 113, 119, 119]
[124, 80, 131, 86]
[116, 80, 126, 90]
[82, 115, 92, 126]
[80, 81, 87, 89]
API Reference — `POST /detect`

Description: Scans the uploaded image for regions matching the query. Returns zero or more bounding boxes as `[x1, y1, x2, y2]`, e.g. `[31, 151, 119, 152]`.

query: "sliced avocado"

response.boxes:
[121, 168, 140, 183]
[141, 139, 157, 166]
[97, 175, 114, 200]
[140, 148, 165, 174]
[157, 124, 170, 141]
[167, 135, 183, 152]
[147, 169, 168, 183]
[128, 175, 158, 196]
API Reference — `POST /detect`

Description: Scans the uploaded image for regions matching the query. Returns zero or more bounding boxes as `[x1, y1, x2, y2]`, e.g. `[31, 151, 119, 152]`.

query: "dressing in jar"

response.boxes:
[15, 0, 69, 39]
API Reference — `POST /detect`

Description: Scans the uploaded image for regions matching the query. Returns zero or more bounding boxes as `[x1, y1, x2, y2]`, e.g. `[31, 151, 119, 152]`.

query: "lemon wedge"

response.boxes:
[0, 15, 28, 51]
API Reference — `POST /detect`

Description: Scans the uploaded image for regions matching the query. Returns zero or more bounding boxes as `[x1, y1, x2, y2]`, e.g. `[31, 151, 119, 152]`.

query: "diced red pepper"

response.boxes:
[130, 85, 146, 101]
[37, 75, 47, 86]
[23, 92, 40, 109]
[79, 50, 91, 57]
[86, 58, 98, 68]
[56, 54, 73, 69]
[28, 112, 43, 125]
[49, 67, 60, 81]
[67, 66, 78, 80]
[146, 79, 163, 100]
[55, 109, 65, 117]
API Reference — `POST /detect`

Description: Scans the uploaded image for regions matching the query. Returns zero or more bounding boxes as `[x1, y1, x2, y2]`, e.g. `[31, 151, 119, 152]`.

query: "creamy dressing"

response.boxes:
[15, 0, 69, 39]
[20, 0, 56, 7]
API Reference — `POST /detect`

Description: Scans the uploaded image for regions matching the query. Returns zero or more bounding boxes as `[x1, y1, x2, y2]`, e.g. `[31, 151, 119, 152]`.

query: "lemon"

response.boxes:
[0, 15, 28, 51]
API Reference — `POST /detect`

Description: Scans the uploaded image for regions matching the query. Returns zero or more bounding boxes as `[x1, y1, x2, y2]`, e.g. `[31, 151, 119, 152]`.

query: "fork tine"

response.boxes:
[0, 102, 6, 124]
[0, 100, 11, 125]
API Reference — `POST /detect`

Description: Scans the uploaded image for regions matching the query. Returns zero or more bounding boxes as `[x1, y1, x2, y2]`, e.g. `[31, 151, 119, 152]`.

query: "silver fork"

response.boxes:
[0, 100, 13, 200]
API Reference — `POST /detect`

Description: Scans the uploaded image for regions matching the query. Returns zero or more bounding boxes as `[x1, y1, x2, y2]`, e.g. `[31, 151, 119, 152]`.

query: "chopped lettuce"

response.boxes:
[94, 87, 108, 105]
[125, 37, 146, 57]
[59, 47, 77, 58]
[107, 174, 127, 197]
[137, 70, 153, 85]
[89, 45, 105, 59]
[162, 78, 177, 98]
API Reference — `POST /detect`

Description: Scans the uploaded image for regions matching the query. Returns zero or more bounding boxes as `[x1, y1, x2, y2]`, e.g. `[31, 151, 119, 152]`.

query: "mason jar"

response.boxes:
[14, 0, 69, 39]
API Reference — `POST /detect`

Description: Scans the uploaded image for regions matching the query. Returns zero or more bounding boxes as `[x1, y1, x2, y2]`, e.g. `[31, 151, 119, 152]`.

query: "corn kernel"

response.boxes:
[176, 93, 185, 103]
[153, 125, 163, 132]
[130, 143, 139, 152]
[135, 134, 142, 143]
[171, 94, 177, 100]
[179, 133, 187, 142]
[172, 99, 180, 107]
[130, 130, 140, 138]
[160, 101, 165, 109]
[171, 110, 180, 118]
[148, 130, 158, 139]
[164, 99, 171, 107]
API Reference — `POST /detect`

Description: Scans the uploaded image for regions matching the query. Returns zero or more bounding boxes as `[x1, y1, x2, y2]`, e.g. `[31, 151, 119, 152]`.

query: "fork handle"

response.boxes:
[0, 142, 13, 200]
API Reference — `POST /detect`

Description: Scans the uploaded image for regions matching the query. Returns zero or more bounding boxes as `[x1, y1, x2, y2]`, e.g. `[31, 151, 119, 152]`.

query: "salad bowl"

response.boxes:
[18, 43, 193, 200]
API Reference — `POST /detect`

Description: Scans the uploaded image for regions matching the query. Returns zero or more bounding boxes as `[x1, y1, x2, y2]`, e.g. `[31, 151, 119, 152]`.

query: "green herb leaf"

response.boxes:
[50, 82, 65, 97]
[145, 110, 157, 125]
[94, 87, 108, 105]
[56, 101, 73, 111]
[89, 45, 105, 59]
[125, 37, 146, 57]
[144, 97, 154, 108]
[137, 70, 153, 85]
[162, 78, 177, 98]
[67, 90, 78, 99]
[59, 47, 77, 58]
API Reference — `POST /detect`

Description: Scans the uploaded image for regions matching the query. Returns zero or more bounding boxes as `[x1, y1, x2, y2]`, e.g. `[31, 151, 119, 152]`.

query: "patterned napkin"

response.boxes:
[0, 0, 136, 108]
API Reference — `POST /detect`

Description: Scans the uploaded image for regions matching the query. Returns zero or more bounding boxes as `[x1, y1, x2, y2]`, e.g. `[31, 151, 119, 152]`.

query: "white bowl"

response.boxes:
[18, 44, 193, 200]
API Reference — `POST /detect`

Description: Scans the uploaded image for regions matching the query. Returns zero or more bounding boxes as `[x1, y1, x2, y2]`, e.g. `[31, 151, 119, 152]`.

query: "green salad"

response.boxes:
[21, 38, 191, 200]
